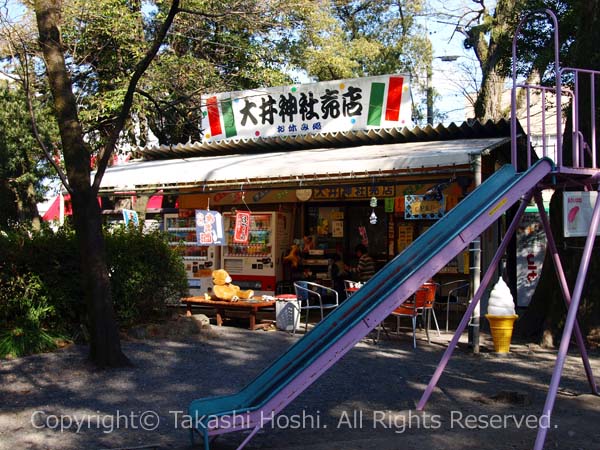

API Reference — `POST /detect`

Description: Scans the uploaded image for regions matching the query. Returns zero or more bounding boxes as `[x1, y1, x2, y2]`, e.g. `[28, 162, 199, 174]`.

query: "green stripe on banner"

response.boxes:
[221, 99, 237, 138]
[368, 82, 385, 126]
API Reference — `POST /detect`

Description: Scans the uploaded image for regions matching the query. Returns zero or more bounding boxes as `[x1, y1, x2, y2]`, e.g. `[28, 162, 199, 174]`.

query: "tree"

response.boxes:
[288, 0, 431, 82]
[436, 0, 526, 121]
[30, 0, 180, 367]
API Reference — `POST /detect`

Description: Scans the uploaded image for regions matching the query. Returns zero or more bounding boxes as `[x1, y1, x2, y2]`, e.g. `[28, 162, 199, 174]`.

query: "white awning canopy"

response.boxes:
[98, 138, 509, 193]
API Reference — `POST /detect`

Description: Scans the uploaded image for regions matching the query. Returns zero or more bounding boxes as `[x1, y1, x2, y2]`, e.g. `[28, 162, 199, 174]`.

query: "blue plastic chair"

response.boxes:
[293, 281, 339, 333]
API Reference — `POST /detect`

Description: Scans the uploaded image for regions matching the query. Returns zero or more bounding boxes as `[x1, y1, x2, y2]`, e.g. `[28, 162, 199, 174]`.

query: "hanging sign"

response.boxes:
[404, 195, 446, 220]
[195, 210, 224, 245]
[233, 211, 251, 244]
[201, 74, 412, 142]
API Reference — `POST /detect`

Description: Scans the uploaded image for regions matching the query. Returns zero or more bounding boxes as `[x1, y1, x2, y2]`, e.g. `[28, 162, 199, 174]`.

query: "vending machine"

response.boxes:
[164, 210, 220, 296]
[221, 212, 291, 295]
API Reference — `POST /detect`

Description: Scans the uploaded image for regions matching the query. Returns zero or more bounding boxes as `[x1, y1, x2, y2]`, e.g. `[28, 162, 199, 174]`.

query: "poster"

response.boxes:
[397, 225, 413, 253]
[563, 191, 600, 237]
[332, 220, 344, 238]
[122, 209, 139, 227]
[195, 210, 224, 245]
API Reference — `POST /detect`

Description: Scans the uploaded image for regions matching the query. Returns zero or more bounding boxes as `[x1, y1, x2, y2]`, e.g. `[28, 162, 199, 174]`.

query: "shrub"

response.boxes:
[0, 271, 60, 358]
[105, 225, 188, 326]
[0, 222, 189, 356]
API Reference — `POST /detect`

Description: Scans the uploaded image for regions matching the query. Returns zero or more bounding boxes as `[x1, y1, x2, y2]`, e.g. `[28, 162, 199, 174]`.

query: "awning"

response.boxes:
[42, 194, 72, 221]
[99, 137, 509, 193]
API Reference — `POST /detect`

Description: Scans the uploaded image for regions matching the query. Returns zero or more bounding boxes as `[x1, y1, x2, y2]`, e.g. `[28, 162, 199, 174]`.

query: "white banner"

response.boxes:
[516, 212, 546, 307]
[200, 74, 412, 142]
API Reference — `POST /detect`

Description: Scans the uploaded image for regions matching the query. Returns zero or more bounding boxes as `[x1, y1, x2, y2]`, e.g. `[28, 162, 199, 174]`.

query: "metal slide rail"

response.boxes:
[187, 159, 553, 450]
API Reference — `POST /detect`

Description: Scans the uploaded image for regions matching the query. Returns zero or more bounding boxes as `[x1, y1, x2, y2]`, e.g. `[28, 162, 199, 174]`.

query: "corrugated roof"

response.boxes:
[135, 119, 513, 160]
[100, 136, 509, 193]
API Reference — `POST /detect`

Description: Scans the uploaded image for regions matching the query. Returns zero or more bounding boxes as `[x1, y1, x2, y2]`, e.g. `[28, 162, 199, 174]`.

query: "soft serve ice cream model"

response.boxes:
[486, 278, 518, 353]
[487, 278, 516, 315]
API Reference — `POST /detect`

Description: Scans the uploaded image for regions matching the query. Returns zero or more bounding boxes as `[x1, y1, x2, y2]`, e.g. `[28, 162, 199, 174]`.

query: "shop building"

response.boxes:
[98, 118, 520, 299]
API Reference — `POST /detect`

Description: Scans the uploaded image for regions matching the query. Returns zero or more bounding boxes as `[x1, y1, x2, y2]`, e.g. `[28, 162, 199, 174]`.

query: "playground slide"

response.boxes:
[188, 158, 553, 449]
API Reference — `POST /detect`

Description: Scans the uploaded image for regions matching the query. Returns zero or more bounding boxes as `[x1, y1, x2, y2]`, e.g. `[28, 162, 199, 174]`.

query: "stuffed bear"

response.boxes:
[211, 269, 254, 302]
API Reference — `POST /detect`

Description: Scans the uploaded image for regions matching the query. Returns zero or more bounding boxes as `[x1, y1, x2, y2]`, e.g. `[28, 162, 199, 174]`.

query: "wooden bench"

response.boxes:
[182, 297, 276, 330]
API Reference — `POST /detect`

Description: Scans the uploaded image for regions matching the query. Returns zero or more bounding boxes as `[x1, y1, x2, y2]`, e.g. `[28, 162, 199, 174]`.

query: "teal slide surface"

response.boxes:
[188, 159, 553, 439]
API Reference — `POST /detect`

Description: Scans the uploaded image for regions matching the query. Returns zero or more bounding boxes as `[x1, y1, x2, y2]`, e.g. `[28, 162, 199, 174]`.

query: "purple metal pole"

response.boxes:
[417, 190, 533, 411]
[511, 10, 560, 169]
[533, 188, 600, 450]
[591, 73, 596, 167]
[534, 192, 598, 394]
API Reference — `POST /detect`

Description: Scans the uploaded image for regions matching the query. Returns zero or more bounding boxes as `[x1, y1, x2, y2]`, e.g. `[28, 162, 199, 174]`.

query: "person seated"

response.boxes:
[345, 244, 376, 282]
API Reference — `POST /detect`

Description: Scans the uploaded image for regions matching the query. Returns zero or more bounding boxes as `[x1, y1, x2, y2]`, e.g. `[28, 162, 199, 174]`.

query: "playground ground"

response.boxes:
[1, 320, 599, 450]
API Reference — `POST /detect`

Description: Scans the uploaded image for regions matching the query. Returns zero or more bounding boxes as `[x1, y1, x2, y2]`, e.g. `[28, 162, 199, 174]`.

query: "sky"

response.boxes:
[422, 0, 484, 125]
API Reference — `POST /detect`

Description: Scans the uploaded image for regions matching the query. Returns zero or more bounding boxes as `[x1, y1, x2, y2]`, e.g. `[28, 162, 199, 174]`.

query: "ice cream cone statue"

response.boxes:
[485, 278, 518, 353]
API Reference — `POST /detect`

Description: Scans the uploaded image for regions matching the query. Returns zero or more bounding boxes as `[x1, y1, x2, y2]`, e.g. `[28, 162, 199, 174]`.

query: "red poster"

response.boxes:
[233, 211, 251, 243]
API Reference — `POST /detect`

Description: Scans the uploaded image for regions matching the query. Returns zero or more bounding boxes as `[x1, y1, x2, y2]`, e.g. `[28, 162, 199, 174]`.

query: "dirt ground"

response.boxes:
[1, 317, 599, 450]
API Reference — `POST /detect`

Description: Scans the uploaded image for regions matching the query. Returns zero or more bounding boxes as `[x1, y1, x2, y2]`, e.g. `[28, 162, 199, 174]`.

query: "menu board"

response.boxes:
[397, 225, 414, 253]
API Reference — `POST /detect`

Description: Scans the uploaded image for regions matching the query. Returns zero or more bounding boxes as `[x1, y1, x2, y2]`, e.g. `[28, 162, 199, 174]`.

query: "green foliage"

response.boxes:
[0, 270, 59, 358]
[287, 0, 428, 81]
[0, 224, 188, 357]
[105, 225, 188, 326]
[0, 83, 58, 228]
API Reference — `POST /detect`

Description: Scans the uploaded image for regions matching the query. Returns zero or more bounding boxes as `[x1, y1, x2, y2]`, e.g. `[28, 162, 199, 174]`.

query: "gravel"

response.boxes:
[1, 324, 599, 450]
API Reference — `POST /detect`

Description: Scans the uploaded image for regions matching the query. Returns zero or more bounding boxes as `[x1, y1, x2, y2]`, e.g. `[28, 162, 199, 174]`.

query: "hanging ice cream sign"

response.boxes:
[201, 74, 411, 142]
[233, 211, 251, 244]
[195, 210, 224, 245]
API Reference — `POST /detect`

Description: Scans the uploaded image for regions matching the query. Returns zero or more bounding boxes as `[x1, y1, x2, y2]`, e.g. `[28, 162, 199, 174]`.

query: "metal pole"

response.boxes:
[468, 154, 482, 352]
[418, 189, 532, 410]
[534, 188, 600, 450]
[534, 192, 597, 394]
[426, 66, 433, 125]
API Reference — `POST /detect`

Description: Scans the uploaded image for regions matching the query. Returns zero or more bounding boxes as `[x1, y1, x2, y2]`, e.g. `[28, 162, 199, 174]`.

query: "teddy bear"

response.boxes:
[211, 269, 254, 302]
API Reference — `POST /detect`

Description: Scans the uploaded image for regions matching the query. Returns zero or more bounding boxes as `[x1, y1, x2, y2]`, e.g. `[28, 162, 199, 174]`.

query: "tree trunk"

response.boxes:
[474, 68, 504, 121]
[35, 0, 128, 367]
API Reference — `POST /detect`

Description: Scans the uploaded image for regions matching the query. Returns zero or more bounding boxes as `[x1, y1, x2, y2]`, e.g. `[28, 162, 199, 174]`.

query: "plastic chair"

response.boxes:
[440, 280, 470, 332]
[419, 282, 441, 340]
[377, 283, 440, 348]
[293, 281, 339, 333]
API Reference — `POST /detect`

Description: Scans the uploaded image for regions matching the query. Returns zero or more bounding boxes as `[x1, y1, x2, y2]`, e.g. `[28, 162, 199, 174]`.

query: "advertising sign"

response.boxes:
[122, 209, 139, 227]
[201, 74, 412, 142]
[233, 211, 251, 244]
[516, 212, 547, 307]
[563, 191, 600, 237]
[404, 195, 446, 220]
[195, 210, 224, 245]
